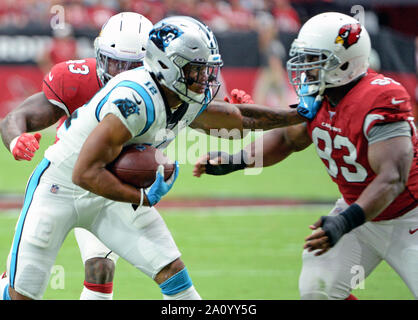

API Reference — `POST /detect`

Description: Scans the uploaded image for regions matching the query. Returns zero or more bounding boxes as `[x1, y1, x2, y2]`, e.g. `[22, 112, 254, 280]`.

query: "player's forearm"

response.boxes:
[355, 171, 407, 221]
[72, 167, 149, 205]
[0, 92, 64, 149]
[237, 104, 304, 130]
[0, 110, 28, 150]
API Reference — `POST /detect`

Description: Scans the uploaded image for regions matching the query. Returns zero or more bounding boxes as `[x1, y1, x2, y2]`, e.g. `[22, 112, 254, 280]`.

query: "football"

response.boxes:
[107, 144, 175, 188]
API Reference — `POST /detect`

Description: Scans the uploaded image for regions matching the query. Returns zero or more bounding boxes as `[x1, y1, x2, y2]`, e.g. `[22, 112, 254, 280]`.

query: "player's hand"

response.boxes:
[10, 132, 42, 161]
[304, 214, 350, 256]
[145, 161, 179, 206]
[224, 89, 254, 104]
[193, 151, 247, 177]
[296, 85, 323, 120]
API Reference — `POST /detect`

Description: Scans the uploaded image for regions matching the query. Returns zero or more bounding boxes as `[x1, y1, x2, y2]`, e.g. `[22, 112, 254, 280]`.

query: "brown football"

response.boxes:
[107, 144, 174, 188]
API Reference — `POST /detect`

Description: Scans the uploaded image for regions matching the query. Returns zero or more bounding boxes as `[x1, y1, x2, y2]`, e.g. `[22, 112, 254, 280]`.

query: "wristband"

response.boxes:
[340, 203, 366, 232]
[139, 188, 144, 208]
[132, 188, 145, 211]
[9, 136, 19, 153]
[205, 150, 248, 175]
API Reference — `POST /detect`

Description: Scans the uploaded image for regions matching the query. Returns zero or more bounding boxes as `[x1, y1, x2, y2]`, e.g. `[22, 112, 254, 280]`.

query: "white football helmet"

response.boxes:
[144, 16, 223, 105]
[94, 12, 153, 85]
[287, 12, 371, 97]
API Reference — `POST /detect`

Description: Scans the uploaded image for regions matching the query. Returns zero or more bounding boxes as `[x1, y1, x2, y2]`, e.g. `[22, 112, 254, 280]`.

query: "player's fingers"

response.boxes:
[315, 247, 331, 256]
[18, 152, 34, 161]
[196, 153, 210, 165]
[192, 161, 206, 176]
[309, 218, 324, 230]
[166, 162, 179, 185]
[243, 94, 251, 102]
[230, 88, 239, 96]
[156, 164, 164, 180]
[33, 132, 42, 143]
[305, 229, 326, 241]
[16, 143, 35, 157]
[304, 236, 329, 252]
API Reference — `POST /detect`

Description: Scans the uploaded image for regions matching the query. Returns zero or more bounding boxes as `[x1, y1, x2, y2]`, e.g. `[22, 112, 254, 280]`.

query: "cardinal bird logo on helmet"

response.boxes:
[335, 23, 362, 49]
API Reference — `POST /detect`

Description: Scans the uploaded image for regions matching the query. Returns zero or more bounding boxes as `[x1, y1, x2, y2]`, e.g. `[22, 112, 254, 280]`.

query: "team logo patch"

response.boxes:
[114, 97, 140, 118]
[149, 24, 183, 52]
[50, 184, 59, 194]
[335, 23, 362, 49]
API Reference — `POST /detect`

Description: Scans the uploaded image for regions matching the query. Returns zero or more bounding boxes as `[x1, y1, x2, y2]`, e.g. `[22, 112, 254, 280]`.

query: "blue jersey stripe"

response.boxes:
[94, 80, 156, 137]
[9, 158, 50, 288]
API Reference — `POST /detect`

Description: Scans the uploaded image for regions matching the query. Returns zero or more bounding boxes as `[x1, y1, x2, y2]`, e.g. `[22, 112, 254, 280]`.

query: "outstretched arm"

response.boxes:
[191, 88, 321, 134]
[193, 123, 311, 177]
[0, 92, 65, 159]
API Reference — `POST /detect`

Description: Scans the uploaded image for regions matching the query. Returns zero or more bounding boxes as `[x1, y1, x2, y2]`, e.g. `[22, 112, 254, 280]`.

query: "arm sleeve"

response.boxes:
[367, 121, 412, 145]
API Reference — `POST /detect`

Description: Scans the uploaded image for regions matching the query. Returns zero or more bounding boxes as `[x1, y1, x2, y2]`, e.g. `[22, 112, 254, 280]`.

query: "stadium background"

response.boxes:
[0, 0, 417, 300]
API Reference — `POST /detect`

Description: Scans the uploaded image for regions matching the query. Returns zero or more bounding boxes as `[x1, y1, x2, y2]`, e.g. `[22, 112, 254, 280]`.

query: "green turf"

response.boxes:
[0, 208, 413, 300]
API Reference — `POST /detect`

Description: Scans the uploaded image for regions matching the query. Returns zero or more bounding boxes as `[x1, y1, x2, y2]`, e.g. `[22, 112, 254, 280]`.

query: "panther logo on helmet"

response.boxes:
[150, 24, 184, 52]
[335, 23, 362, 49]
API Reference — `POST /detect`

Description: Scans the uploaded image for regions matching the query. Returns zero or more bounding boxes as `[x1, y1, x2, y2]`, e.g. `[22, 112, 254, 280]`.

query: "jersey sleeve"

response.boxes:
[97, 86, 154, 138]
[363, 83, 413, 137]
[42, 62, 71, 116]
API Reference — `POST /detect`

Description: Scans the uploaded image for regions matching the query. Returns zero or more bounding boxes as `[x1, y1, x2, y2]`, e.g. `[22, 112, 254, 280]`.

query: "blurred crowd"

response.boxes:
[0, 0, 416, 107]
[0, 0, 302, 33]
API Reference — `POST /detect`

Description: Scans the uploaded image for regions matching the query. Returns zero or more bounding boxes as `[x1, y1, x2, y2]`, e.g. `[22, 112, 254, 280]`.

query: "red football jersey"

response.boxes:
[42, 58, 102, 132]
[307, 71, 418, 221]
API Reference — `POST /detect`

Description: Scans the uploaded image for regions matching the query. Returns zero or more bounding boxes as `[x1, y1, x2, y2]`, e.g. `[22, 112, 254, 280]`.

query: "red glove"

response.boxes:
[224, 89, 254, 104]
[10, 132, 42, 161]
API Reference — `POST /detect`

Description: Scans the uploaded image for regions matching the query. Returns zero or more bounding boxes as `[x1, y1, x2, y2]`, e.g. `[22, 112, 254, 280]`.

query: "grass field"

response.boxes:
[0, 208, 413, 300]
[0, 130, 414, 299]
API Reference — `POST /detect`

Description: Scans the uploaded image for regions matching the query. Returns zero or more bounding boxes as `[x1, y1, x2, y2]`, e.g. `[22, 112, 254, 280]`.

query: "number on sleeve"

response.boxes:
[67, 60, 90, 75]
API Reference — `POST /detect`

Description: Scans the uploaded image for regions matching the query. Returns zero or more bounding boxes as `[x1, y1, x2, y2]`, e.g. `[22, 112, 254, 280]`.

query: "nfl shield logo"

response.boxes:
[50, 184, 59, 194]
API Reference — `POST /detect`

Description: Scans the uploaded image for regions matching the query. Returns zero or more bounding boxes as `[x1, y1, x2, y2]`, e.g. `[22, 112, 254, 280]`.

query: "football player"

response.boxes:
[194, 12, 418, 300]
[0, 12, 153, 300]
[0, 15, 321, 300]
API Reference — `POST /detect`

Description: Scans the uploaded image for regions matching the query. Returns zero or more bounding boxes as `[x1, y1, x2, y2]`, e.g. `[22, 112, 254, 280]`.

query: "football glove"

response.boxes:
[9, 132, 42, 161]
[144, 161, 179, 206]
[320, 204, 366, 246]
[296, 85, 323, 121]
[224, 89, 254, 104]
[205, 150, 247, 176]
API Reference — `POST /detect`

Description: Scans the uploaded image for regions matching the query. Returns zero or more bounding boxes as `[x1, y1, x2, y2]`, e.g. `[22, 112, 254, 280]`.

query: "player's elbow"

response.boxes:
[72, 167, 94, 190]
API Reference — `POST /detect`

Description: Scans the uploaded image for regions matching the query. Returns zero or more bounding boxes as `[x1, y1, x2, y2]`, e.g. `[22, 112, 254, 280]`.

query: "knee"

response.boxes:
[84, 257, 115, 284]
[299, 268, 349, 300]
[155, 258, 185, 285]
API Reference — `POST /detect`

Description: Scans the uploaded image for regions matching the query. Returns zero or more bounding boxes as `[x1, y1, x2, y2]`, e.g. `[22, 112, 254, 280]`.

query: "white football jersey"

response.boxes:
[44, 67, 209, 168]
